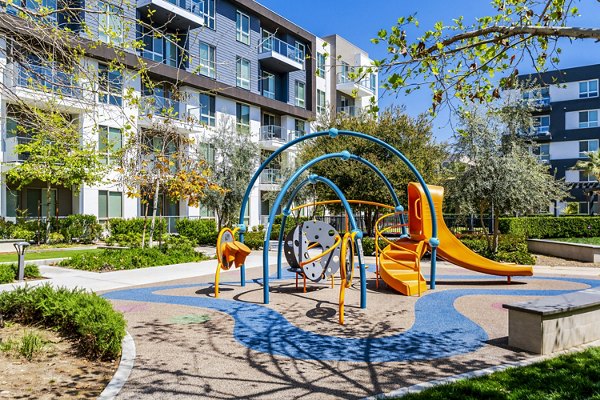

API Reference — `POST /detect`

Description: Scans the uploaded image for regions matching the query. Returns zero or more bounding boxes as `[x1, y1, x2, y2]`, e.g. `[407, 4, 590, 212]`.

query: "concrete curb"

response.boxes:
[98, 332, 136, 400]
[365, 339, 600, 399]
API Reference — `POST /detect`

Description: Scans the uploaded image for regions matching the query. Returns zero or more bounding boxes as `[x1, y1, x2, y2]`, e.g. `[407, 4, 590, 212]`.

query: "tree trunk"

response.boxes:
[149, 180, 160, 246]
[141, 201, 149, 248]
[493, 209, 500, 253]
[45, 182, 52, 244]
[478, 203, 492, 251]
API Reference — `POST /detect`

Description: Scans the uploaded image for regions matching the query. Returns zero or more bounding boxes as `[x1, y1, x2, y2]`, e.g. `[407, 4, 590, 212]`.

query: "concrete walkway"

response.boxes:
[0, 251, 276, 293]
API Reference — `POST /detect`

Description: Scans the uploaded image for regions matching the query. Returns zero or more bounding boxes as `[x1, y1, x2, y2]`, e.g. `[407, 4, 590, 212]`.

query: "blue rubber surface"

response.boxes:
[103, 275, 600, 362]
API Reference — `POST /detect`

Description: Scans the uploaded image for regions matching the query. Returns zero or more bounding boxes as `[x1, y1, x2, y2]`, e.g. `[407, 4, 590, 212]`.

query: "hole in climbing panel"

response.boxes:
[328, 230, 335, 236]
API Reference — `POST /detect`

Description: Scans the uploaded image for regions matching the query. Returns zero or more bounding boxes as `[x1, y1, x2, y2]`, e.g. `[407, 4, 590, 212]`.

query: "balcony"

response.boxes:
[258, 37, 304, 73]
[137, 0, 204, 30]
[288, 130, 305, 141]
[336, 73, 374, 98]
[260, 168, 282, 184]
[259, 125, 288, 149]
[337, 106, 359, 116]
[12, 62, 82, 99]
[139, 95, 184, 122]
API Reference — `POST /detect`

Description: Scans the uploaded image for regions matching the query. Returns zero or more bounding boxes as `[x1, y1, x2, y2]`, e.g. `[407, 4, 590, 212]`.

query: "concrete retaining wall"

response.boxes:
[527, 239, 600, 263]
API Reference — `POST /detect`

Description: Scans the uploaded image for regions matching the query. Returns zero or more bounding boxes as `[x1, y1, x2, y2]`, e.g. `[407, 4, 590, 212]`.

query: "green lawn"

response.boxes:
[549, 237, 600, 245]
[0, 249, 102, 263]
[397, 347, 600, 400]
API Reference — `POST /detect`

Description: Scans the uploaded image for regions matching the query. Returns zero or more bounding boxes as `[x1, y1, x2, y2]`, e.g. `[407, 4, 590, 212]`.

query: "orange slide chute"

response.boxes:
[377, 183, 533, 296]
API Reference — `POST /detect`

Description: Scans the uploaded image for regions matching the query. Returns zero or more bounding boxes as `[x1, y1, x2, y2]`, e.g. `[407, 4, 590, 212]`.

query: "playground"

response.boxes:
[101, 129, 600, 398]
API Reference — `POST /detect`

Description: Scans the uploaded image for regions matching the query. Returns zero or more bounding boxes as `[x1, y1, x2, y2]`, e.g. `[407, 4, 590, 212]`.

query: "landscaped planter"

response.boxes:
[527, 239, 600, 263]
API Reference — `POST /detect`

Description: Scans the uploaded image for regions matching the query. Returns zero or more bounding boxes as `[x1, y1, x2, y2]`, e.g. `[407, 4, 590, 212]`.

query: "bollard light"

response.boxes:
[13, 241, 30, 282]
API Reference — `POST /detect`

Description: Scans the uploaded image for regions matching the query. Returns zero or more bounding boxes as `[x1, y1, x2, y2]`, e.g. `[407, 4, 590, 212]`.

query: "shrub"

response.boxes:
[11, 228, 35, 242]
[47, 232, 65, 244]
[0, 263, 42, 284]
[109, 218, 167, 237]
[59, 215, 101, 244]
[460, 234, 535, 265]
[0, 218, 15, 239]
[0, 285, 125, 360]
[105, 232, 143, 248]
[60, 242, 207, 272]
[19, 331, 45, 361]
[499, 216, 600, 239]
[243, 232, 264, 250]
[175, 219, 217, 246]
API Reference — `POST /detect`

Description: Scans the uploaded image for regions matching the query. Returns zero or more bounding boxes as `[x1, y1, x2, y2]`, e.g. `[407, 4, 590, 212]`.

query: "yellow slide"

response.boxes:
[407, 183, 533, 277]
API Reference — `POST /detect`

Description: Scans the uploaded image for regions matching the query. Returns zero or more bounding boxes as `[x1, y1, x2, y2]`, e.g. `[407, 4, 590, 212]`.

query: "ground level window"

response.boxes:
[98, 190, 122, 220]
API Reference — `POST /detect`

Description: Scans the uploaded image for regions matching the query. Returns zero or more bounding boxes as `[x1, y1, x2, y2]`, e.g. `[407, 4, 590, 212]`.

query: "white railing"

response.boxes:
[260, 169, 282, 184]
[260, 125, 286, 141]
[337, 106, 358, 116]
[140, 95, 182, 119]
[16, 62, 82, 98]
[336, 73, 373, 92]
[164, 0, 204, 16]
[260, 36, 304, 65]
[288, 130, 305, 141]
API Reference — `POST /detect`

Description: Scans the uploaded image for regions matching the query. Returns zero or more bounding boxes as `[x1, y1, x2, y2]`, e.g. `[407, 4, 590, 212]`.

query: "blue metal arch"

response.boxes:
[238, 129, 439, 293]
[262, 153, 368, 307]
[276, 154, 406, 281]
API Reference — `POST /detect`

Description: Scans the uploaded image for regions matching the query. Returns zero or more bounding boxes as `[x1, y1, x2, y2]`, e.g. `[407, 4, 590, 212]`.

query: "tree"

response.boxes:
[372, 1, 599, 110]
[573, 150, 600, 214]
[300, 107, 448, 235]
[201, 117, 258, 231]
[445, 101, 567, 251]
[6, 106, 107, 242]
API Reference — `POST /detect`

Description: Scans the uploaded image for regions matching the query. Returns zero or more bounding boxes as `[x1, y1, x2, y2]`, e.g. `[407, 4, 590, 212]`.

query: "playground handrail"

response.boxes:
[299, 235, 342, 267]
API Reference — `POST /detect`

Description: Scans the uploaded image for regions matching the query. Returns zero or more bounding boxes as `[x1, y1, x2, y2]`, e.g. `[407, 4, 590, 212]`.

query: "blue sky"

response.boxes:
[258, 0, 599, 142]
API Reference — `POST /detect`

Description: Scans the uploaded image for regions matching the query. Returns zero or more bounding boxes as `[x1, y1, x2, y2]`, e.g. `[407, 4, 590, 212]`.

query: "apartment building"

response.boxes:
[0, 0, 377, 227]
[518, 64, 600, 215]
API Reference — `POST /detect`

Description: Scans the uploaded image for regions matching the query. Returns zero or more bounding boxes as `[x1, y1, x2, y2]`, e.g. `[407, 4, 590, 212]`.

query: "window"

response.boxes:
[98, 190, 123, 220]
[579, 79, 599, 99]
[141, 28, 181, 67]
[532, 115, 550, 135]
[199, 93, 215, 126]
[370, 74, 377, 91]
[199, 42, 216, 79]
[579, 139, 599, 158]
[236, 57, 250, 90]
[98, 1, 123, 45]
[579, 202, 590, 215]
[19, 0, 57, 25]
[579, 170, 597, 182]
[98, 64, 123, 106]
[98, 126, 122, 164]
[522, 87, 550, 106]
[294, 80, 305, 108]
[293, 119, 305, 139]
[531, 143, 550, 162]
[261, 71, 275, 99]
[25, 188, 56, 218]
[317, 89, 326, 114]
[200, 0, 215, 29]
[236, 103, 250, 134]
[316, 53, 325, 78]
[236, 11, 250, 45]
[198, 142, 215, 163]
[579, 110, 599, 129]
[294, 41, 305, 66]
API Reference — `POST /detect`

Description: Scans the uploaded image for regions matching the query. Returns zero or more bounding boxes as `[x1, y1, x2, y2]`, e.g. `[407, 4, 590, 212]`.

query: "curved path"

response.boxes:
[103, 276, 600, 363]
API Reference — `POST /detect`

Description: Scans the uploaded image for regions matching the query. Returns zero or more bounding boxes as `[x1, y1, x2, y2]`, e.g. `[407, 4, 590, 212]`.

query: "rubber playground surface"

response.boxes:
[103, 261, 600, 399]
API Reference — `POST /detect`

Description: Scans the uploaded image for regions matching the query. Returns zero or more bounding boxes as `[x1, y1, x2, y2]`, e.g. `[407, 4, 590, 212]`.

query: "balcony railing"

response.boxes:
[140, 95, 182, 119]
[337, 106, 358, 116]
[165, 0, 204, 16]
[260, 125, 285, 141]
[288, 130, 305, 141]
[337, 73, 374, 92]
[16, 62, 82, 98]
[260, 37, 304, 65]
[260, 168, 282, 184]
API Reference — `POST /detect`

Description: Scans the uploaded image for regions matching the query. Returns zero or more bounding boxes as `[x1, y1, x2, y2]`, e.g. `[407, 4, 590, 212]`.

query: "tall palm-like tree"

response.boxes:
[574, 150, 600, 215]
[575, 150, 600, 181]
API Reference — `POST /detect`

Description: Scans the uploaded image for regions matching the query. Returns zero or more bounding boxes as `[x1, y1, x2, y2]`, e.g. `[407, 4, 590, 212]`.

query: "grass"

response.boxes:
[396, 347, 600, 400]
[0, 249, 102, 263]
[549, 237, 600, 245]
[0, 330, 47, 361]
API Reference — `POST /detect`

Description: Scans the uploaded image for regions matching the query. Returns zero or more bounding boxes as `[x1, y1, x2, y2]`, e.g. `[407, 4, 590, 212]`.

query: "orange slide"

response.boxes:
[377, 183, 533, 296]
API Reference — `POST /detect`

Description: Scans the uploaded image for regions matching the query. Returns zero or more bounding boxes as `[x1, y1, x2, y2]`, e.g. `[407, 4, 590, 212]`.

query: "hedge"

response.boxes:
[0, 285, 126, 360]
[175, 219, 217, 245]
[499, 217, 600, 239]
[109, 217, 167, 237]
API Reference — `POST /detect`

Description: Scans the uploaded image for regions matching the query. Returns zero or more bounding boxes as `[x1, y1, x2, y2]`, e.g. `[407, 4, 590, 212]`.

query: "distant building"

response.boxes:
[518, 64, 600, 215]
